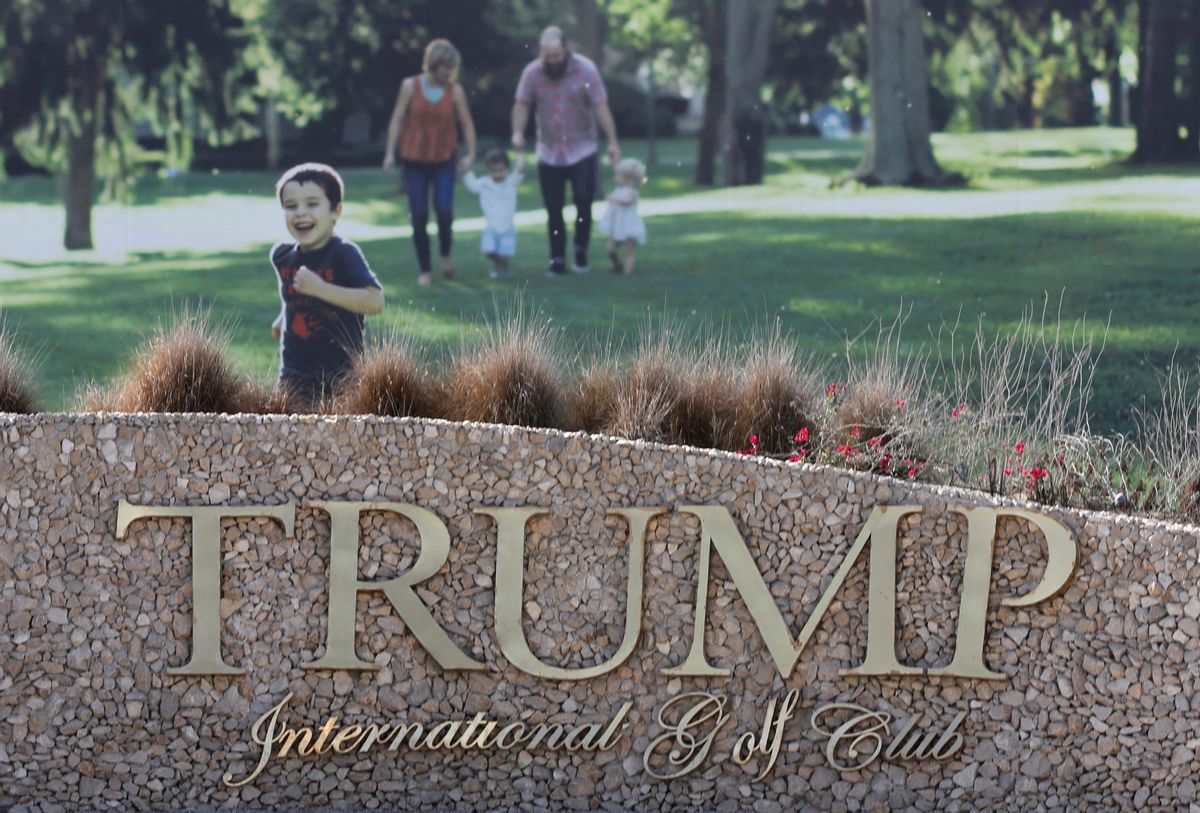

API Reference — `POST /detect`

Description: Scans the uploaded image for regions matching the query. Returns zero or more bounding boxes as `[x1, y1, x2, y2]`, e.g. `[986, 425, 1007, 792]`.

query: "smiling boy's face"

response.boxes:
[281, 180, 340, 251]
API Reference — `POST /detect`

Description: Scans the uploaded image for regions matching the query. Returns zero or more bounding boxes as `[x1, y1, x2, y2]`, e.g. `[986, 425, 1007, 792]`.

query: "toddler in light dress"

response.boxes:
[599, 157, 646, 275]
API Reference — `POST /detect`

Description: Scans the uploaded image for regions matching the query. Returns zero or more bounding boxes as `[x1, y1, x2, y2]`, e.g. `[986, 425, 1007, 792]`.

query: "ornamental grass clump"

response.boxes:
[335, 334, 438, 418]
[825, 313, 933, 477]
[672, 357, 742, 451]
[98, 312, 252, 413]
[446, 308, 566, 428]
[925, 301, 1109, 505]
[1133, 364, 1200, 521]
[239, 379, 302, 415]
[567, 352, 622, 434]
[0, 324, 39, 414]
[77, 380, 117, 412]
[608, 338, 686, 443]
[735, 325, 823, 456]
[605, 322, 738, 449]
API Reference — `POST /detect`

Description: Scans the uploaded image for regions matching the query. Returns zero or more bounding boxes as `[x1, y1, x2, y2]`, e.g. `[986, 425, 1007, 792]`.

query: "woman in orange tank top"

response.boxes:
[383, 39, 477, 285]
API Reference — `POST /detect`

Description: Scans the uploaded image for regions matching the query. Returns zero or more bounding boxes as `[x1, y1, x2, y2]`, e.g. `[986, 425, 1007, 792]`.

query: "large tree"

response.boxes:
[722, 0, 780, 186]
[687, 0, 725, 186]
[853, 0, 951, 185]
[0, 0, 248, 249]
[253, 0, 529, 150]
[1133, 0, 1200, 162]
[572, 0, 608, 67]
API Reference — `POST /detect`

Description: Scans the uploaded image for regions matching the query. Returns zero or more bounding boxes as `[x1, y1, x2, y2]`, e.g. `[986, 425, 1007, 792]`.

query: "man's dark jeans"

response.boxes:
[537, 152, 597, 270]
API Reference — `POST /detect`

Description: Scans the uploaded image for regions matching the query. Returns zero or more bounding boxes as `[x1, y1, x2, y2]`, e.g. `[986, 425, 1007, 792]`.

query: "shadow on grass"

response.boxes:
[985, 160, 1198, 186]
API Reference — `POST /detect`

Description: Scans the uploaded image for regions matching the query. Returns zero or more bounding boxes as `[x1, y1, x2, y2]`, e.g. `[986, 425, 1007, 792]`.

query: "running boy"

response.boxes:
[461, 147, 524, 278]
[270, 162, 384, 408]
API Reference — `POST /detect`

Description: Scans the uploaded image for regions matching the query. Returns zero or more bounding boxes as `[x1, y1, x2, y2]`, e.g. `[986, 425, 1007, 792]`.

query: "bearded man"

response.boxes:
[512, 26, 621, 276]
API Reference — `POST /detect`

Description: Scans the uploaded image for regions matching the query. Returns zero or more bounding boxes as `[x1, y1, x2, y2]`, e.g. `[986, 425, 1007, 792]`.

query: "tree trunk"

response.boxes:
[1182, 0, 1200, 157]
[1134, 0, 1186, 162]
[853, 0, 947, 185]
[265, 98, 282, 170]
[572, 0, 606, 69]
[1105, 28, 1124, 127]
[1070, 25, 1098, 126]
[64, 74, 101, 251]
[646, 57, 657, 166]
[694, 0, 724, 186]
[722, 0, 779, 186]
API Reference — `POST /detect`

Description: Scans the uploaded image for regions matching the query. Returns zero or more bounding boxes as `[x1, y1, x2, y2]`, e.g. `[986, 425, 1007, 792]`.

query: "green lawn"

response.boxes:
[1, 127, 1197, 431]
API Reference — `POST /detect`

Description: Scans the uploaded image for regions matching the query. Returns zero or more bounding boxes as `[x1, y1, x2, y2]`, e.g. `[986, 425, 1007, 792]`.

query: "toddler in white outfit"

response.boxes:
[462, 147, 524, 278]
[599, 157, 647, 275]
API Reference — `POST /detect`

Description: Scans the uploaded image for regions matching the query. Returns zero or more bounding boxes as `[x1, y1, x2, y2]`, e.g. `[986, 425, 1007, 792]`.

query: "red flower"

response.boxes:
[794, 427, 809, 444]
[825, 382, 839, 397]
[894, 398, 906, 408]
[787, 454, 802, 463]
[1014, 441, 1025, 455]
[850, 427, 861, 437]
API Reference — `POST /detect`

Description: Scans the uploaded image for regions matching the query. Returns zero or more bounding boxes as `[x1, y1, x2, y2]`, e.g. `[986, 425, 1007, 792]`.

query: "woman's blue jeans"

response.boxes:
[403, 159, 456, 274]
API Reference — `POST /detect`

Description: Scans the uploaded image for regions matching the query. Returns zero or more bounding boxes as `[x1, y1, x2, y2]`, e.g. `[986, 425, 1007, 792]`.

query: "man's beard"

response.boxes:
[542, 52, 570, 80]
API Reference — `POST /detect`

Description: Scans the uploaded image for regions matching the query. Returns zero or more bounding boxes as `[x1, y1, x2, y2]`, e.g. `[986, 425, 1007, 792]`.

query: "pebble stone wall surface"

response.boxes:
[1, 412, 1199, 813]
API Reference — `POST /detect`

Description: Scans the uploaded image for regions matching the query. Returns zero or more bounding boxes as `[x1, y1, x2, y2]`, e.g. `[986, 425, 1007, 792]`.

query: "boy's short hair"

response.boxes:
[483, 147, 510, 168]
[275, 162, 345, 209]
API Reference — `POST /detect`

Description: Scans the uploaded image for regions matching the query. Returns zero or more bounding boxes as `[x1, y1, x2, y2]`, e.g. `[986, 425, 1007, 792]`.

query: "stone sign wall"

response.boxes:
[1, 413, 1198, 812]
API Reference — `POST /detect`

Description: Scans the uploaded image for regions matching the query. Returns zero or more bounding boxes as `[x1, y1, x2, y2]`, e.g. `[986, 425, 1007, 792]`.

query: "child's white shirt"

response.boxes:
[463, 171, 522, 234]
[607, 186, 637, 205]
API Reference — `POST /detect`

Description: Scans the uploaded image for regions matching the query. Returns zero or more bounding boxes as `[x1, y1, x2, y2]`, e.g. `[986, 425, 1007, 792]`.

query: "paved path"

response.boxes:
[3, 174, 1198, 276]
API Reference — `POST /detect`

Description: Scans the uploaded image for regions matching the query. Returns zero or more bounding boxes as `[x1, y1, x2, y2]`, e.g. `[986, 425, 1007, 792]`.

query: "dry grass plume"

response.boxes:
[0, 325, 39, 414]
[93, 312, 251, 413]
[335, 335, 439, 418]
[445, 307, 566, 428]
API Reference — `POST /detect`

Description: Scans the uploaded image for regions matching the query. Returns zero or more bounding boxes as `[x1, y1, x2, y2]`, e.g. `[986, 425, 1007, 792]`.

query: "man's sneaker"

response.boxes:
[545, 259, 567, 277]
[571, 250, 590, 274]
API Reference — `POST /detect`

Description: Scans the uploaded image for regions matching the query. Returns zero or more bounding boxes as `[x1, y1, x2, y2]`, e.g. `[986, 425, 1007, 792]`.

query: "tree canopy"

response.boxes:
[1, 0, 250, 247]
[1, 0, 1195, 249]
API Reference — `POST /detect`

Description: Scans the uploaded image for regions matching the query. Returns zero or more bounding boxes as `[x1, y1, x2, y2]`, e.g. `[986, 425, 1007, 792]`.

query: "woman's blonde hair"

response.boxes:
[615, 157, 647, 186]
[423, 39, 461, 78]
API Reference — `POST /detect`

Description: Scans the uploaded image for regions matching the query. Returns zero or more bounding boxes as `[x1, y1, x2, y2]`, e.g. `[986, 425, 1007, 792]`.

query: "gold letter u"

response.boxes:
[478, 506, 663, 680]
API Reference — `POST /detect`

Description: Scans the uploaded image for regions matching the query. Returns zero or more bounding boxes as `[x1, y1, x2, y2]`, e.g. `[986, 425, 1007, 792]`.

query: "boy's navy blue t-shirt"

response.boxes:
[270, 236, 381, 383]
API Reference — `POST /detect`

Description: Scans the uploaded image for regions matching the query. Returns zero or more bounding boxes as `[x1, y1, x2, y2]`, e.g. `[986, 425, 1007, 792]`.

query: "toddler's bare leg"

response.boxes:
[622, 240, 637, 275]
[607, 239, 620, 274]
